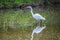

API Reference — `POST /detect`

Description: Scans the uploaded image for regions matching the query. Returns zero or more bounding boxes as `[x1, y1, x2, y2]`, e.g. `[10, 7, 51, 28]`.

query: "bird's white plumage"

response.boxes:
[33, 26, 46, 34]
[26, 6, 46, 20]
[27, 6, 46, 40]
[33, 13, 45, 20]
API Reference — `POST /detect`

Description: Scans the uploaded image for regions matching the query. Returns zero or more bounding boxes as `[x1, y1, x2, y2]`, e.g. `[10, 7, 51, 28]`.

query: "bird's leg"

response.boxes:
[40, 20, 43, 27]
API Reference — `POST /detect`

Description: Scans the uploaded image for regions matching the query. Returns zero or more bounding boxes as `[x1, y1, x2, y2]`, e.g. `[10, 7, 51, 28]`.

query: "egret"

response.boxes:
[30, 26, 46, 40]
[26, 6, 46, 40]
[26, 6, 45, 27]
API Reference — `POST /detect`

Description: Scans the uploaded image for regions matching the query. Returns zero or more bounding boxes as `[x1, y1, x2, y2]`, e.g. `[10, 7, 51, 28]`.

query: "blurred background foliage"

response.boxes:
[0, 0, 60, 31]
[0, 0, 60, 9]
[0, 0, 34, 8]
[0, 0, 60, 40]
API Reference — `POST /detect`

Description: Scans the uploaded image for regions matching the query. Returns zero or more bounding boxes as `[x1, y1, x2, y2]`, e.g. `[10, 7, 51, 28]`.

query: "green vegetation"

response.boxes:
[0, 0, 60, 40]
[0, 9, 60, 40]
[0, 9, 60, 31]
[0, 9, 36, 31]
[0, 0, 34, 8]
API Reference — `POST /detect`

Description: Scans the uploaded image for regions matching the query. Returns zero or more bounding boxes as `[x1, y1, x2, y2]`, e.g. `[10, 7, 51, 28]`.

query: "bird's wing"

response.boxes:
[33, 26, 46, 33]
[34, 14, 43, 18]
[35, 14, 43, 17]
[33, 13, 45, 20]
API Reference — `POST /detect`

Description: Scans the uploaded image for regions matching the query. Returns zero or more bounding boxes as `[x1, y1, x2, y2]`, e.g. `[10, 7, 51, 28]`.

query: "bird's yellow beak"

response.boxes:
[25, 6, 29, 8]
[26, 6, 32, 9]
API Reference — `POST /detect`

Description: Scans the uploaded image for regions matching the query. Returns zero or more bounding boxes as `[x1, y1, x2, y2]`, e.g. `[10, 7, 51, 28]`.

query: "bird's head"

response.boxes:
[25, 6, 33, 13]
[26, 6, 32, 9]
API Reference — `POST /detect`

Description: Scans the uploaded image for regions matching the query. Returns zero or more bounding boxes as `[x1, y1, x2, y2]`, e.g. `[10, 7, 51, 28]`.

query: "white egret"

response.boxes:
[26, 6, 46, 40]
[26, 6, 45, 26]
[30, 26, 46, 40]
[33, 26, 46, 34]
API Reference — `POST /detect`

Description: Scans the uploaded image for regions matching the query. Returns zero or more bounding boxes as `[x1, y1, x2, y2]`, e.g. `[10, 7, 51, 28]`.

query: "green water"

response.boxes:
[0, 9, 60, 40]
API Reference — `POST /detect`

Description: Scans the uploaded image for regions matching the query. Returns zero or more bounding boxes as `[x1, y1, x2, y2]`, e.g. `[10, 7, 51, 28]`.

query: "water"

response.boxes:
[30, 26, 46, 40]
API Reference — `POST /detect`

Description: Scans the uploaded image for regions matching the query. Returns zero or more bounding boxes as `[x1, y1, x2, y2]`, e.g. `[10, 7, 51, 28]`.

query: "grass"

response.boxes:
[0, 9, 60, 40]
[0, 9, 37, 31]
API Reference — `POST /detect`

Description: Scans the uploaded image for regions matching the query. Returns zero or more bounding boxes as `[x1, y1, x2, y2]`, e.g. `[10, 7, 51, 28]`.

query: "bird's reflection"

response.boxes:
[30, 26, 46, 40]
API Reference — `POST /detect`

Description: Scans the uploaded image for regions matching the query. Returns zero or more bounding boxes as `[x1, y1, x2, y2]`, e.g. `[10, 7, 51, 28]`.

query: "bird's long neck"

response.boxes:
[30, 7, 34, 15]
